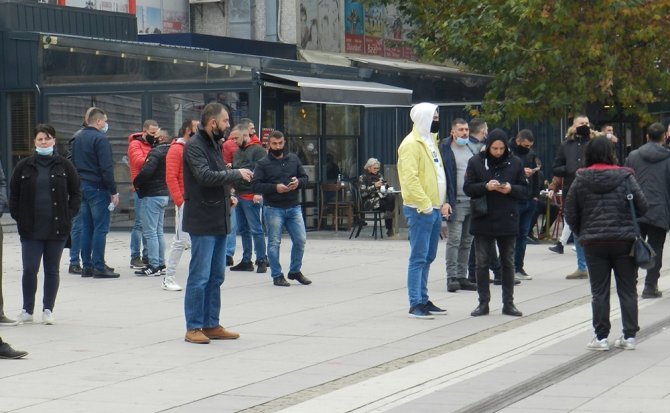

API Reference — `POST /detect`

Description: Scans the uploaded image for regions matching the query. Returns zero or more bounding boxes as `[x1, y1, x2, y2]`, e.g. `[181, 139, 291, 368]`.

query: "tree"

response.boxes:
[378, 0, 670, 124]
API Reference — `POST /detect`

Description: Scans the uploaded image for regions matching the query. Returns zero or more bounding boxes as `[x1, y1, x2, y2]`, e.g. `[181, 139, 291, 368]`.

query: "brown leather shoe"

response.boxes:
[185, 329, 210, 344]
[565, 269, 588, 280]
[202, 325, 240, 340]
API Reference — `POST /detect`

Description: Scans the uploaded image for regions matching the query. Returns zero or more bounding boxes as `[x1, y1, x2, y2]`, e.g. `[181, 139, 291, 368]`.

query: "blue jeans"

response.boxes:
[140, 196, 168, 268]
[515, 199, 536, 272]
[69, 211, 82, 265]
[264, 205, 306, 278]
[225, 205, 237, 257]
[131, 192, 147, 260]
[403, 206, 441, 308]
[236, 198, 267, 263]
[184, 235, 226, 330]
[576, 235, 587, 271]
[79, 186, 111, 271]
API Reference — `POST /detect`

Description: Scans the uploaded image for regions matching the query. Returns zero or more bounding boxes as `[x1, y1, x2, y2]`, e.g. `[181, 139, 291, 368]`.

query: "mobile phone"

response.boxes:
[498, 181, 508, 186]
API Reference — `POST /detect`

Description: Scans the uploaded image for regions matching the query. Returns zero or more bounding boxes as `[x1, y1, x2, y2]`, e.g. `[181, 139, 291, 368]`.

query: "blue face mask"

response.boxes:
[101, 122, 109, 133]
[455, 137, 469, 146]
[36, 146, 54, 156]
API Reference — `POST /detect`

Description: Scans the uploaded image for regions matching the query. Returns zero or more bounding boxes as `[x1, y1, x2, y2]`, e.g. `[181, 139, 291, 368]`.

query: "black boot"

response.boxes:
[502, 303, 523, 317]
[385, 219, 393, 237]
[470, 302, 489, 317]
[447, 277, 460, 292]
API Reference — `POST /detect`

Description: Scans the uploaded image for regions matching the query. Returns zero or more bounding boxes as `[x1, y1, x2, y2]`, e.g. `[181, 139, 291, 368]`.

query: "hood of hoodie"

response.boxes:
[244, 134, 262, 149]
[576, 164, 633, 194]
[410, 102, 438, 140]
[637, 142, 670, 163]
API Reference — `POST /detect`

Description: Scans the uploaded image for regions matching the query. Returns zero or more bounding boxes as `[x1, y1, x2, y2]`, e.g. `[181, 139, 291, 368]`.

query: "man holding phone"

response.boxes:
[252, 130, 311, 287]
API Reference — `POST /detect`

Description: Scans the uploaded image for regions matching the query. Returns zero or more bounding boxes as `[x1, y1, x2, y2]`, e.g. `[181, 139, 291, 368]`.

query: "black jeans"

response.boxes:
[468, 239, 502, 281]
[21, 238, 67, 314]
[474, 235, 516, 305]
[584, 242, 639, 339]
[639, 223, 666, 289]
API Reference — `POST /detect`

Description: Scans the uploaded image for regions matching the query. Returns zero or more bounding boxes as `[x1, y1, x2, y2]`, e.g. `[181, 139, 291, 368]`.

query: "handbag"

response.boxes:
[625, 178, 656, 269]
[470, 196, 488, 218]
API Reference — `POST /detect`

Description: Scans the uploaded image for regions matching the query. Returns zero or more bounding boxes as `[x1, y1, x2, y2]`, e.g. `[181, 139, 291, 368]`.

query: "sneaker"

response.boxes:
[288, 271, 312, 285]
[135, 265, 161, 277]
[614, 336, 636, 350]
[408, 304, 434, 319]
[548, 242, 564, 254]
[424, 300, 447, 315]
[458, 278, 478, 291]
[130, 256, 145, 269]
[93, 267, 120, 278]
[586, 337, 610, 351]
[230, 261, 254, 272]
[526, 235, 539, 245]
[515, 270, 533, 280]
[226, 255, 234, 266]
[493, 278, 521, 285]
[142, 256, 149, 265]
[255, 260, 268, 274]
[642, 286, 662, 299]
[42, 309, 55, 325]
[81, 267, 94, 278]
[0, 314, 18, 326]
[68, 264, 82, 275]
[273, 276, 290, 287]
[447, 278, 461, 292]
[184, 329, 210, 344]
[202, 325, 240, 340]
[161, 276, 182, 291]
[158, 265, 167, 275]
[0, 342, 28, 359]
[566, 269, 588, 280]
[16, 310, 33, 324]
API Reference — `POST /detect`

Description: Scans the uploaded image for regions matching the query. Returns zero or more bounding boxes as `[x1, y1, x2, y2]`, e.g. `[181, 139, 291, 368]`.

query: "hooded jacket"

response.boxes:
[508, 137, 541, 199]
[565, 165, 648, 244]
[133, 143, 170, 198]
[398, 102, 446, 212]
[232, 135, 266, 197]
[127, 132, 152, 190]
[624, 142, 670, 230]
[463, 130, 527, 236]
[165, 138, 186, 207]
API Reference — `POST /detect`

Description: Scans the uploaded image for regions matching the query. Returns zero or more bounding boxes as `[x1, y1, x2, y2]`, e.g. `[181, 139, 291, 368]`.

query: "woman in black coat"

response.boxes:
[9, 124, 80, 325]
[565, 137, 647, 351]
[463, 129, 527, 318]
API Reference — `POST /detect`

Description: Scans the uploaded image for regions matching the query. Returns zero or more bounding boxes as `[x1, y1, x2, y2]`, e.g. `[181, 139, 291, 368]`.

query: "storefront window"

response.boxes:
[284, 102, 319, 135]
[325, 105, 360, 135]
[325, 138, 357, 181]
[8, 93, 35, 167]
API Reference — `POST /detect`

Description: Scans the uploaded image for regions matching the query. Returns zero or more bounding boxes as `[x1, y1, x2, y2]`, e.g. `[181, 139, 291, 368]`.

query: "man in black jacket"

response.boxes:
[252, 130, 311, 287]
[182, 103, 252, 344]
[624, 122, 670, 298]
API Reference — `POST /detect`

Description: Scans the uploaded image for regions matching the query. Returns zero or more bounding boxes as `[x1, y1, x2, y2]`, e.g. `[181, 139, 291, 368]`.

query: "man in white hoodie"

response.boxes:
[398, 103, 452, 319]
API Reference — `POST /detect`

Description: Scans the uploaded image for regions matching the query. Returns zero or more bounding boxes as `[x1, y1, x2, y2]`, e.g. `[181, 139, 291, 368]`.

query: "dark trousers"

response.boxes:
[468, 238, 502, 282]
[639, 223, 666, 288]
[584, 243, 639, 340]
[515, 199, 536, 271]
[21, 238, 67, 314]
[474, 235, 516, 305]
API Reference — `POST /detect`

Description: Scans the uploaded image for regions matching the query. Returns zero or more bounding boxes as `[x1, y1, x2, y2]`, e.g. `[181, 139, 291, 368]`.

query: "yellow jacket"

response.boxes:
[398, 129, 444, 212]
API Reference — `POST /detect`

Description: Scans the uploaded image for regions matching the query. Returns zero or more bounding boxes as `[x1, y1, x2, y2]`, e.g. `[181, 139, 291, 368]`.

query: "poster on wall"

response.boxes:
[363, 4, 384, 56]
[383, 4, 403, 59]
[160, 0, 188, 33]
[344, 0, 364, 54]
[298, 0, 344, 52]
[65, 0, 128, 12]
[137, 0, 164, 34]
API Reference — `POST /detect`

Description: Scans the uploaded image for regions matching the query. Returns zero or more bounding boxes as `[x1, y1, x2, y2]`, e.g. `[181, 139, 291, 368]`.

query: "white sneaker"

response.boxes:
[42, 309, 55, 325]
[161, 276, 182, 291]
[514, 271, 533, 281]
[586, 337, 610, 351]
[16, 310, 33, 324]
[614, 336, 636, 350]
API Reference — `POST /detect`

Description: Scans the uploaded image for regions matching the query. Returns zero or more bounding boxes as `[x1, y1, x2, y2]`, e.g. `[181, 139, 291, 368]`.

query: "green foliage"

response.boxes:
[378, 0, 670, 124]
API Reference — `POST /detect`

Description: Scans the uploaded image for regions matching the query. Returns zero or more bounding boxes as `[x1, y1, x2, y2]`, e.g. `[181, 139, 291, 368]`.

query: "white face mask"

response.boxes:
[101, 122, 109, 133]
[36, 146, 54, 156]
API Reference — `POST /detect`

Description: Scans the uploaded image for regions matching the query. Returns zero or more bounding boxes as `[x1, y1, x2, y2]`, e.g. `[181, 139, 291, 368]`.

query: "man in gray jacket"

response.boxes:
[624, 122, 670, 298]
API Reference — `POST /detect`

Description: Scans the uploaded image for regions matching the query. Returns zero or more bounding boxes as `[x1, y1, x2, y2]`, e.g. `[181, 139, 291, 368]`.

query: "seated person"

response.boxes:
[357, 158, 396, 236]
[531, 176, 561, 240]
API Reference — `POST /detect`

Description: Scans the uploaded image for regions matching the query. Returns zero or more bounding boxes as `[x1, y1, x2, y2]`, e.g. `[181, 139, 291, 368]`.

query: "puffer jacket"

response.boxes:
[624, 142, 670, 230]
[133, 143, 170, 198]
[564, 164, 648, 244]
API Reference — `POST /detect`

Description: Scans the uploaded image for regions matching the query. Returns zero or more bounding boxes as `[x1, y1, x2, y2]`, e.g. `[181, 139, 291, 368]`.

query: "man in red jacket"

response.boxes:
[163, 119, 198, 291]
[128, 120, 159, 269]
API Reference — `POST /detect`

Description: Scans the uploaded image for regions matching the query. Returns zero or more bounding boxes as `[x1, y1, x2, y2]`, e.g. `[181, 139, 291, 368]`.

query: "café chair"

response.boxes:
[318, 183, 353, 231]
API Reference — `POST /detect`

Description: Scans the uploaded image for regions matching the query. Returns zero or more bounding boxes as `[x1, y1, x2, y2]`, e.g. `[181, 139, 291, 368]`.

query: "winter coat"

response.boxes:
[182, 129, 242, 235]
[508, 138, 542, 199]
[133, 143, 170, 198]
[127, 132, 152, 191]
[463, 151, 528, 237]
[552, 135, 589, 195]
[564, 164, 647, 244]
[252, 152, 309, 209]
[70, 126, 117, 195]
[624, 142, 670, 230]
[9, 153, 81, 239]
[358, 171, 388, 210]
[165, 139, 185, 207]
[232, 136, 266, 196]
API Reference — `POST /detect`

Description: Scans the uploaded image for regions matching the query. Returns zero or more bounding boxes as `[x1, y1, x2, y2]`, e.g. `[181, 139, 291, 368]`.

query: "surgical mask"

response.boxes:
[36, 146, 54, 156]
[576, 125, 590, 138]
[101, 122, 109, 134]
[430, 120, 440, 133]
[455, 137, 469, 146]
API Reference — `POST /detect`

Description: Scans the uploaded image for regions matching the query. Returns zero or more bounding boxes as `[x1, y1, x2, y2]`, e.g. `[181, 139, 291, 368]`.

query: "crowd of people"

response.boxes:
[0, 101, 669, 357]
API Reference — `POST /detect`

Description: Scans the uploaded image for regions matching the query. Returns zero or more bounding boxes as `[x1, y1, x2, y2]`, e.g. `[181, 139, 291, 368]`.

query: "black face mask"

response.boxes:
[430, 120, 440, 133]
[576, 125, 590, 138]
[516, 145, 530, 155]
[188, 130, 196, 138]
[146, 134, 156, 146]
[269, 147, 284, 157]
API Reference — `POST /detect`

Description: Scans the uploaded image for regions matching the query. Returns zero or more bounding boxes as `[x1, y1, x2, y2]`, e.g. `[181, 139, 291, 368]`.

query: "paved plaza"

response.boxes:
[0, 222, 669, 413]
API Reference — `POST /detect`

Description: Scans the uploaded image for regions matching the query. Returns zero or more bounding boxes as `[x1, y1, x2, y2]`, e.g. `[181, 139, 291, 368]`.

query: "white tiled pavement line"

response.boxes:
[276, 279, 669, 413]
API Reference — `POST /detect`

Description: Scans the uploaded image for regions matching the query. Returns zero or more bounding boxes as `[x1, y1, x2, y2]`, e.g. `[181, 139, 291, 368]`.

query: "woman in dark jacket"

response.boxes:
[357, 158, 396, 236]
[565, 137, 648, 351]
[463, 129, 527, 318]
[10, 124, 81, 325]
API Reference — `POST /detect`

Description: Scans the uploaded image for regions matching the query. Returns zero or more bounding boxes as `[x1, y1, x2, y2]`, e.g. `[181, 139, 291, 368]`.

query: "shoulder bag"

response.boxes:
[625, 178, 655, 269]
